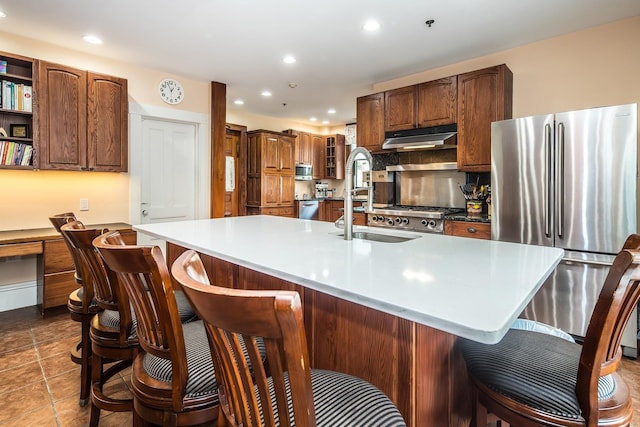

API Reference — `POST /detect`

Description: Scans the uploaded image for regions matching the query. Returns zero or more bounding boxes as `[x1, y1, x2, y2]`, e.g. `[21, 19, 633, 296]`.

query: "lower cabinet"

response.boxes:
[37, 229, 136, 311]
[246, 206, 294, 217]
[444, 220, 491, 239]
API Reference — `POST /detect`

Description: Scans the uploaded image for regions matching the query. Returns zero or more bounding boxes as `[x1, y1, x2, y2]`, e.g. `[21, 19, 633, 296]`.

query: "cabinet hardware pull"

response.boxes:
[467, 227, 477, 233]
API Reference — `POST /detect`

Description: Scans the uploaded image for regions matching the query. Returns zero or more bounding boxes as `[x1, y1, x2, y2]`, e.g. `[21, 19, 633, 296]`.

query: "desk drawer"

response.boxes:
[0, 242, 43, 257]
[42, 271, 76, 309]
[43, 239, 74, 274]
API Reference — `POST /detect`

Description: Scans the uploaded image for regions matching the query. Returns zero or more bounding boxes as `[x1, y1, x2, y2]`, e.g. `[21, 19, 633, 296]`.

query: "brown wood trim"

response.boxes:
[210, 81, 227, 218]
[226, 123, 248, 216]
[0, 241, 43, 257]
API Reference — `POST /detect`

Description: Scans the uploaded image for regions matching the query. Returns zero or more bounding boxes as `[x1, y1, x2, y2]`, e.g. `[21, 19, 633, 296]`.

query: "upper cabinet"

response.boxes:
[384, 76, 457, 132]
[0, 51, 37, 169]
[416, 76, 457, 128]
[37, 60, 128, 172]
[457, 64, 512, 172]
[356, 92, 385, 153]
[311, 134, 324, 179]
[325, 134, 346, 179]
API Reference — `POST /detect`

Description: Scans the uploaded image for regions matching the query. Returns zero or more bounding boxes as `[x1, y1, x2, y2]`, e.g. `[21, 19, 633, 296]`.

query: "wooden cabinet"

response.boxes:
[38, 228, 136, 310]
[384, 76, 457, 132]
[416, 76, 457, 128]
[325, 134, 346, 179]
[457, 64, 512, 172]
[37, 60, 128, 171]
[444, 220, 491, 240]
[311, 134, 324, 179]
[384, 86, 416, 132]
[289, 129, 312, 165]
[246, 130, 295, 216]
[356, 92, 385, 152]
[0, 51, 36, 169]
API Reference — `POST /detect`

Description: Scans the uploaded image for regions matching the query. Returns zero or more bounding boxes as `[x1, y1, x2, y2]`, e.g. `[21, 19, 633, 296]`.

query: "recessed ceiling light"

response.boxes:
[233, 99, 244, 105]
[82, 35, 103, 45]
[310, 117, 317, 122]
[322, 120, 330, 125]
[261, 91, 272, 97]
[362, 20, 380, 32]
[0, 11, 7, 18]
[327, 109, 336, 114]
[282, 55, 296, 64]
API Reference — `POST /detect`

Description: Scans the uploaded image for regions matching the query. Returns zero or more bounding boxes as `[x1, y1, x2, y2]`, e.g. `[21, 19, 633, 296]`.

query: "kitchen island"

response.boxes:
[135, 215, 563, 426]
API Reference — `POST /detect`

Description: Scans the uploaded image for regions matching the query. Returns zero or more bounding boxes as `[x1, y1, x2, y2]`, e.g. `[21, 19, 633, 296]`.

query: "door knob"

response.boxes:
[142, 210, 149, 216]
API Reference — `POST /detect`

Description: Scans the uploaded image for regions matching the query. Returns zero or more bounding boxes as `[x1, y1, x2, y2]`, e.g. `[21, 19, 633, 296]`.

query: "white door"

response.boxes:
[129, 104, 210, 254]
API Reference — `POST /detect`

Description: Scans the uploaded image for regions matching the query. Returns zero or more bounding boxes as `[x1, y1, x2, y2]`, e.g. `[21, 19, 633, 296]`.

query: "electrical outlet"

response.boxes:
[79, 198, 89, 211]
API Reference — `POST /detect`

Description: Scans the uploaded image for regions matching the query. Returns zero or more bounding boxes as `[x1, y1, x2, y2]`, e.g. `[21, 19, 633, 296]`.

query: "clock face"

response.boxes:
[159, 78, 184, 104]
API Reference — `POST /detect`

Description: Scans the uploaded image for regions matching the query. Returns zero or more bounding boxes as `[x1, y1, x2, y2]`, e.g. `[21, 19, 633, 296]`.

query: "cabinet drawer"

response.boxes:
[43, 239, 74, 274]
[42, 271, 77, 309]
[446, 221, 491, 240]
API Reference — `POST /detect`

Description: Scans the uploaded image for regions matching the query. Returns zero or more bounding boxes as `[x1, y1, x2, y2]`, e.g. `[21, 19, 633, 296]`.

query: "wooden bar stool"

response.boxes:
[173, 249, 407, 427]
[61, 221, 139, 426]
[50, 212, 100, 406]
[94, 231, 223, 427]
[459, 234, 640, 427]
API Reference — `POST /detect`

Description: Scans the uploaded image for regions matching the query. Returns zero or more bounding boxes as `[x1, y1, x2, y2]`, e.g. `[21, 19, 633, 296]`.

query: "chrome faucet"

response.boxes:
[342, 146, 373, 240]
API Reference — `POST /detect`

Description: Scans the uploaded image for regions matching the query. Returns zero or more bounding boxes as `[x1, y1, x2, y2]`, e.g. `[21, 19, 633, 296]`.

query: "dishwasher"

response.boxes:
[298, 200, 319, 220]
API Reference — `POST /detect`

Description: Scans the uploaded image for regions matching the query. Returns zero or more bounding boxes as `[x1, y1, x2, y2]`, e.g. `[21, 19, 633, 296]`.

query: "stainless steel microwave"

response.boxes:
[295, 163, 312, 180]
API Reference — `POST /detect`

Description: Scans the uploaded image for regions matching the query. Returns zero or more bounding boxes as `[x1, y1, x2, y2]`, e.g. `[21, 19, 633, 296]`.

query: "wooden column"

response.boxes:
[211, 81, 227, 218]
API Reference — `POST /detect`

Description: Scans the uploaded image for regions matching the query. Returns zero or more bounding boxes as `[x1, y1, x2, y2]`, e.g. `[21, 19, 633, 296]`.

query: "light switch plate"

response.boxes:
[79, 198, 89, 211]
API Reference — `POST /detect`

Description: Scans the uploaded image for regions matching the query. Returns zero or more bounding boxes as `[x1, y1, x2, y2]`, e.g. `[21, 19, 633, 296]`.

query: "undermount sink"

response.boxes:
[332, 231, 420, 243]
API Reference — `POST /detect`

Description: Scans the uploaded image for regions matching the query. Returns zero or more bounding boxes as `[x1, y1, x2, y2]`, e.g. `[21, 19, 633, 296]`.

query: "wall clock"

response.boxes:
[158, 78, 184, 104]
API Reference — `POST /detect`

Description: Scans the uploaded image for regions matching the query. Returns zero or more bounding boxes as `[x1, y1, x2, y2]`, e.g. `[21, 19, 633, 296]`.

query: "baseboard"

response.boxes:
[0, 281, 37, 312]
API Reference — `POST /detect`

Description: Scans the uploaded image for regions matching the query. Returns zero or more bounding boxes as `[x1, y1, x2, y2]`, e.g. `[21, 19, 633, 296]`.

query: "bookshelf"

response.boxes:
[0, 51, 35, 169]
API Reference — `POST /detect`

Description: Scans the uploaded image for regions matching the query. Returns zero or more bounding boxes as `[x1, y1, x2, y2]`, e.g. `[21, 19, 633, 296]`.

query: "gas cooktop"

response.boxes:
[371, 205, 465, 219]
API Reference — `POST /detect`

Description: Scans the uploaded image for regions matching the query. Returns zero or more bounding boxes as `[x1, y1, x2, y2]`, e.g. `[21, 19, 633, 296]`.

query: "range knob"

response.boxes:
[387, 218, 394, 226]
[377, 215, 385, 222]
[372, 215, 378, 221]
[420, 219, 428, 226]
[394, 217, 402, 224]
[402, 217, 409, 225]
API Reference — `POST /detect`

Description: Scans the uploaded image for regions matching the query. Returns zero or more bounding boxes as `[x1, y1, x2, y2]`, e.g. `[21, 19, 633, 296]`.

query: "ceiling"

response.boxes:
[1, 1, 639, 126]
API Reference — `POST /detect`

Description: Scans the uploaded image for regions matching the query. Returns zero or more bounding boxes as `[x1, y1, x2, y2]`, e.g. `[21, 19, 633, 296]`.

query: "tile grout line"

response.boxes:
[32, 326, 62, 427]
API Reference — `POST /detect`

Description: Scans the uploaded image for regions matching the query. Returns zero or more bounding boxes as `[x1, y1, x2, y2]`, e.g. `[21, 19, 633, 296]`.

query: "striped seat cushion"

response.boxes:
[264, 369, 406, 426]
[459, 328, 617, 420]
[141, 321, 266, 398]
[98, 289, 198, 337]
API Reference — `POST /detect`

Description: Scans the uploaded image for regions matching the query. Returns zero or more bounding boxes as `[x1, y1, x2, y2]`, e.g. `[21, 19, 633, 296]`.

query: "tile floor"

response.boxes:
[1, 305, 639, 426]
[0, 306, 132, 427]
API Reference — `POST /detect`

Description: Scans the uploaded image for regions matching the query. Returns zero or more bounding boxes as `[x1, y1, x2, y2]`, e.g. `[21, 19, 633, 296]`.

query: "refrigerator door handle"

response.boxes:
[562, 256, 615, 267]
[544, 123, 552, 237]
[557, 122, 565, 238]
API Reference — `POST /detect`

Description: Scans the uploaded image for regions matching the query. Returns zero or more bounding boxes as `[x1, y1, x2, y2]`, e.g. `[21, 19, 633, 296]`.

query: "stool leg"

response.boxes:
[79, 316, 92, 406]
[89, 350, 103, 427]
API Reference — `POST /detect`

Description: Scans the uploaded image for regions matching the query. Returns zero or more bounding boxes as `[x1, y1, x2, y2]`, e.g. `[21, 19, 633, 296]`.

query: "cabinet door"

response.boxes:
[311, 134, 324, 179]
[262, 172, 280, 206]
[279, 135, 295, 173]
[263, 135, 279, 171]
[37, 61, 87, 170]
[279, 174, 295, 205]
[356, 93, 385, 152]
[385, 86, 416, 132]
[87, 72, 128, 172]
[417, 76, 457, 128]
[457, 65, 513, 172]
[298, 132, 312, 164]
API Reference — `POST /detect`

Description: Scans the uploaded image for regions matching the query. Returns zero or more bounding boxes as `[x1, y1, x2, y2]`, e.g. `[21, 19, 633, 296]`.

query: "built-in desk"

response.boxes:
[0, 223, 135, 313]
[136, 216, 562, 426]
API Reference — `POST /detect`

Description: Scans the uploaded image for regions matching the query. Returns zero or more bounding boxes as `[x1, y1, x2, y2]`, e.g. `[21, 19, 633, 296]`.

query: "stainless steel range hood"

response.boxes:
[382, 124, 457, 151]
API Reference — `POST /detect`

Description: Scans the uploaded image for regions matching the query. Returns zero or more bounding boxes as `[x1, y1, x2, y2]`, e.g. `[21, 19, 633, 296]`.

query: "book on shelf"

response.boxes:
[0, 140, 33, 166]
[1, 81, 32, 112]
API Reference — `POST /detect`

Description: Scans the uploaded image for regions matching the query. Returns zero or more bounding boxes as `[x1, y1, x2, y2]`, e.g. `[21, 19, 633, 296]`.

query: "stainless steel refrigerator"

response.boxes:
[491, 103, 638, 356]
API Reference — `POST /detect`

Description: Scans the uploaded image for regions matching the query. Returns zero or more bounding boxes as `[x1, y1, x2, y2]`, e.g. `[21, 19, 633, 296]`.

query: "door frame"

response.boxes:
[129, 103, 210, 226]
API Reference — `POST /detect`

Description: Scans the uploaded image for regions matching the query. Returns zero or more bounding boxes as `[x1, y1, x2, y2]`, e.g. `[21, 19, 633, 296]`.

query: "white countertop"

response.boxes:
[134, 216, 563, 344]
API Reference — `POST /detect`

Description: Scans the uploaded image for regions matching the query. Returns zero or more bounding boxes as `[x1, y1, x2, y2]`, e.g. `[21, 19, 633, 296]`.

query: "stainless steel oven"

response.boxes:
[368, 206, 464, 234]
